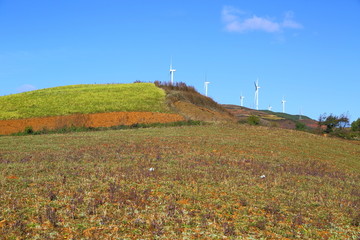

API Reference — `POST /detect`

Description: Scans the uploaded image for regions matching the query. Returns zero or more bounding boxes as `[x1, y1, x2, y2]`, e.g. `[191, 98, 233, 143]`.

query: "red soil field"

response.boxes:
[0, 112, 185, 135]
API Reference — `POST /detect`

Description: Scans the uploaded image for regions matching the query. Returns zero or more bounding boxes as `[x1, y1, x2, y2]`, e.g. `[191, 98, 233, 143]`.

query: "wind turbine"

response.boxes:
[240, 94, 245, 107]
[204, 81, 210, 97]
[281, 97, 286, 113]
[254, 79, 260, 110]
[169, 58, 176, 84]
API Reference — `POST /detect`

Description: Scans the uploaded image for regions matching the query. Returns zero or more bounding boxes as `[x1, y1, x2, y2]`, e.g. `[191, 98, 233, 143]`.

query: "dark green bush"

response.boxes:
[330, 129, 360, 140]
[247, 115, 260, 125]
[24, 126, 34, 134]
[351, 118, 360, 132]
[295, 121, 306, 131]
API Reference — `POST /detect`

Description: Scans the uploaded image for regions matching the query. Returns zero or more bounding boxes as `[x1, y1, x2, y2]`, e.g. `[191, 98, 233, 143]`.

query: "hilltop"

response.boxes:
[0, 82, 235, 135]
[0, 83, 169, 120]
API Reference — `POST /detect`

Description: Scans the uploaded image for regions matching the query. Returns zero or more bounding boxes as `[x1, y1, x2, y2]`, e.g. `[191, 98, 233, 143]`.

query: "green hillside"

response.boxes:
[262, 110, 312, 121]
[0, 83, 169, 120]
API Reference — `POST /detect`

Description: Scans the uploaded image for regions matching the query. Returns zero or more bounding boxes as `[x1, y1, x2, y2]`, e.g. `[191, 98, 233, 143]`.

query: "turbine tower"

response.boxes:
[169, 58, 176, 84]
[281, 97, 286, 113]
[204, 81, 210, 97]
[254, 79, 260, 110]
[240, 94, 245, 107]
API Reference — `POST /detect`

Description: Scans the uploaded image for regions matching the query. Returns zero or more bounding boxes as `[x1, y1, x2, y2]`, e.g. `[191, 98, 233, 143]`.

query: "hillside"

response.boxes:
[262, 110, 311, 121]
[0, 124, 359, 238]
[0, 83, 169, 120]
[0, 82, 236, 135]
[223, 104, 318, 129]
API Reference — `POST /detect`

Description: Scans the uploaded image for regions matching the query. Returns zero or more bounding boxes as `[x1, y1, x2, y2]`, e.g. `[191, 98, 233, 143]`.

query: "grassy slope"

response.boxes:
[0, 83, 169, 120]
[0, 124, 359, 239]
[262, 110, 312, 121]
[156, 81, 234, 120]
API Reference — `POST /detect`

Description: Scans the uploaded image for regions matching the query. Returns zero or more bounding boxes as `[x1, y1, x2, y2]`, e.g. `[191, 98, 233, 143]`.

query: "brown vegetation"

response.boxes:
[155, 81, 236, 122]
[173, 101, 235, 122]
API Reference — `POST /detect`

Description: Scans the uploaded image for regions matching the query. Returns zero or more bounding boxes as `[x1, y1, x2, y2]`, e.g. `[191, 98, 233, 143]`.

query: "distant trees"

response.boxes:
[351, 118, 360, 132]
[318, 113, 350, 133]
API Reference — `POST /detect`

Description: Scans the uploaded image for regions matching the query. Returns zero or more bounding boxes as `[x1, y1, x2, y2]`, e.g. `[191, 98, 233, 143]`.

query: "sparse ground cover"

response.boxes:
[0, 124, 359, 239]
[0, 83, 169, 120]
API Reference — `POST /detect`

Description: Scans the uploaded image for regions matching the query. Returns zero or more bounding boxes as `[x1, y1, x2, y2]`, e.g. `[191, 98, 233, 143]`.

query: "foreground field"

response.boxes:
[0, 124, 359, 239]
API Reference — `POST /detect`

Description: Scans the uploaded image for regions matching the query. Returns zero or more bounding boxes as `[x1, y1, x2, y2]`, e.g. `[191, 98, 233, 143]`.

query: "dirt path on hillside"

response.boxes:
[0, 112, 185, 135]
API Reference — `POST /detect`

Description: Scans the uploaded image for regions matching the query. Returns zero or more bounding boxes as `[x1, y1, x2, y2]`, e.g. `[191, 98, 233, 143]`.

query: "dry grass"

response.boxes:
[155, 81, 232, 116]
[0, 124, 359, 239]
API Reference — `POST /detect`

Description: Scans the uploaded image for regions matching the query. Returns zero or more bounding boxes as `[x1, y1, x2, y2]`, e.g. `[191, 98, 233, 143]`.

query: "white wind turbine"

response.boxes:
[169, 58, 176, 84]
[281, 97, 286, 113]
[204, 81, 210, 97]
[240, 94, 245, 107]
[254, 79, 260, 110]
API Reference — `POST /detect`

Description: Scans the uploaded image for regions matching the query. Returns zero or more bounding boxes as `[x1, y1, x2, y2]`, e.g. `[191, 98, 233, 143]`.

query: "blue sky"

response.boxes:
[1, 0, 359, 121]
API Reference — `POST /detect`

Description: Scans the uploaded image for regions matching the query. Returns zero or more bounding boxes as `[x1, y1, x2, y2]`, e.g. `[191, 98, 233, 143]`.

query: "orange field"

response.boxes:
[0, 112, 185, 135]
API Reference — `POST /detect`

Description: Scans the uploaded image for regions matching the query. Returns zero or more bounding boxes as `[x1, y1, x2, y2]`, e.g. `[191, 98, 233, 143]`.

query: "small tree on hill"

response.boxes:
[318, 113, 350, 133]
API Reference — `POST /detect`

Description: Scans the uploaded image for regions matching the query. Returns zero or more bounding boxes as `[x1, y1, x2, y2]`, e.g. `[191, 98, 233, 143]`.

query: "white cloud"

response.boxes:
[221, 6, 244, 23]
[17, 84, 37, 93]
[237, 15, 280, 32]
[282, 11, 303, 29]
[222, 6, 303, 33]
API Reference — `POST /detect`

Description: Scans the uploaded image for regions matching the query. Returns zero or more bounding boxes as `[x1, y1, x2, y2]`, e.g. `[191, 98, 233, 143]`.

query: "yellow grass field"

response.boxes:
[0, 83, 169, 120]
